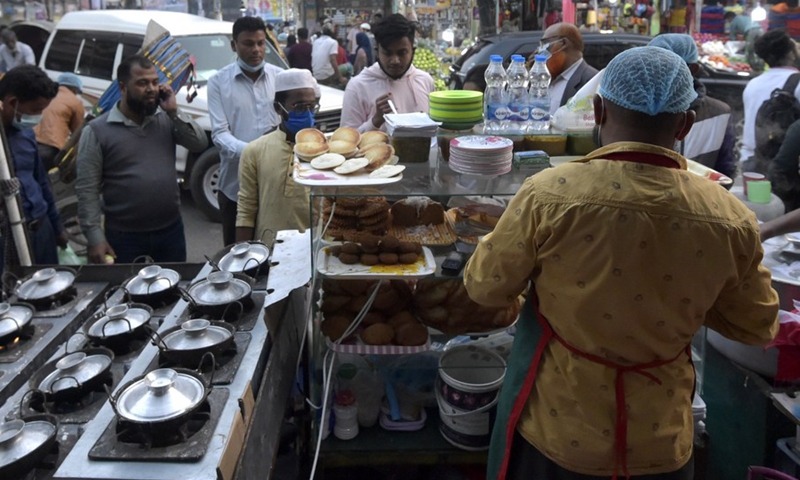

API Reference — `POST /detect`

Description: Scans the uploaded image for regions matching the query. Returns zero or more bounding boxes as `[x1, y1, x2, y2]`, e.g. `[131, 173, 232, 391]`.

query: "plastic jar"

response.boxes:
[333, 390, 359, 440]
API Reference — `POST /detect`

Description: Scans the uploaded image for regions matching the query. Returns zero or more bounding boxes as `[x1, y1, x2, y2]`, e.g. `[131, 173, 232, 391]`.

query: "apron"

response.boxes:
[487, 148, 695, 480]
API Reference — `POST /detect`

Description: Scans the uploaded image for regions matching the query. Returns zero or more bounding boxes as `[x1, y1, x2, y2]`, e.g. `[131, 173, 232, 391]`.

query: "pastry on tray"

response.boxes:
[391, 196, 445, 227]
[323, 197, 390, 238]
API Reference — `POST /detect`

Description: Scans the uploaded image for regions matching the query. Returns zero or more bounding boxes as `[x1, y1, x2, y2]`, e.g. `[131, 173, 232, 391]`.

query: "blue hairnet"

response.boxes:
[648, 34, 699, 64]
[57, 72, 82, 93]
[599, 46, 697, 116]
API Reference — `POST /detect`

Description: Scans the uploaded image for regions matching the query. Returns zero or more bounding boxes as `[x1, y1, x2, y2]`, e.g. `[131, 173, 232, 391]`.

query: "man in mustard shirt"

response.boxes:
[235, 69, 316, 246]
[465, 47, 779, 480]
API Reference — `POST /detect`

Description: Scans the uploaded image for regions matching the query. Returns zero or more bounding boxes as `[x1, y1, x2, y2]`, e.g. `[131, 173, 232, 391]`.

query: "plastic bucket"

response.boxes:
[436, 345, 506, 450]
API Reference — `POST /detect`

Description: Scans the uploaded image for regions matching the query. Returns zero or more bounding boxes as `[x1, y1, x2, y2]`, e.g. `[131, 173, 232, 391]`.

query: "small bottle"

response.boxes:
[506, 55, 529, 135]
[333, 390, 359, 440]
[528, 54, 552, 132]
[483, 55, 508, 134]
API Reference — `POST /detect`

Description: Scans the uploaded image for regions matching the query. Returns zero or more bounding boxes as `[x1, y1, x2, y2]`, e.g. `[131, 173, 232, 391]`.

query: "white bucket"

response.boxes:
[436, 345, 506, 450]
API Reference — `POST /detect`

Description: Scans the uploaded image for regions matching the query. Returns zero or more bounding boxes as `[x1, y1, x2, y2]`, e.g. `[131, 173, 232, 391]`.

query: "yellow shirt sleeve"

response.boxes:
[236, 142, 259, 228]
[464, 176, 539, 307]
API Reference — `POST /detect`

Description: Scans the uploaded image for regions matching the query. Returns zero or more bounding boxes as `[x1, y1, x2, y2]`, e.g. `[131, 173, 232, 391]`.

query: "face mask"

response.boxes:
[284, 109, 315, 134]
[12, 105, 42, 130]
[237, 57, 265, 73]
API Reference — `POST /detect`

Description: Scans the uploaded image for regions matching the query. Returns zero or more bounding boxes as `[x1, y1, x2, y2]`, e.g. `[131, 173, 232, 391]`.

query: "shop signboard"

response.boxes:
[143, 0, 189, 12]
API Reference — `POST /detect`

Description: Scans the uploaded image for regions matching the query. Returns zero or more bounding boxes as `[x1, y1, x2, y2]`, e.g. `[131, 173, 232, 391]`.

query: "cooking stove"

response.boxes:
[88, 388, 229, 461]
[13, 423, 83, 480]
[147, 332, 252, 386]
[0, 282, 108, 406]
[185, 291, 266, 331]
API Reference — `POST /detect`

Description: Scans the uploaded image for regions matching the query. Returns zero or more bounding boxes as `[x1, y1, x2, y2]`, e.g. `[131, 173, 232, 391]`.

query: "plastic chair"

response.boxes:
[747, 466, 799, 480]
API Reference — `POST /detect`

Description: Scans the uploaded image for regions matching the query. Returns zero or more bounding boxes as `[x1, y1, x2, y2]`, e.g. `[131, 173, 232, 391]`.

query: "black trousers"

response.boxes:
[507, 431, 694, 480]
[218, 191, 237, 247]
[37, 143, 61, 171]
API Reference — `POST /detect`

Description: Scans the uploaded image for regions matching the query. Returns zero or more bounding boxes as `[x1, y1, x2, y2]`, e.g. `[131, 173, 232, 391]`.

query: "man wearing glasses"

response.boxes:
[235, 69, 318, 245]
[530, 23, 598, 115]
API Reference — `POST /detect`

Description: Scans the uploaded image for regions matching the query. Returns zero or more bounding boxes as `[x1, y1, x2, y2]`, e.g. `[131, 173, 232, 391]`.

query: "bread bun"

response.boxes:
[329, 140, 359, 158]
[310, 153, 346, 170]
[332, 126, 361, 145]
[361, 144, 395, 172]
[395, 322, 428, 346]
[321, 315, 352, 341]
[369, 165, 406, 179]
[388, 311, 417, 330]
[361, 323, 395, 345]
[294, 142, 329, 161]
[359, 131, 389, 148]
[334, 158, 369, 175]
[296, 128, 326, 144]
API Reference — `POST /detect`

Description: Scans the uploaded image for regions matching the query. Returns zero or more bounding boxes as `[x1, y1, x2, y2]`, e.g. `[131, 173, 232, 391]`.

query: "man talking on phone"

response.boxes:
[75, 54, 207, 264]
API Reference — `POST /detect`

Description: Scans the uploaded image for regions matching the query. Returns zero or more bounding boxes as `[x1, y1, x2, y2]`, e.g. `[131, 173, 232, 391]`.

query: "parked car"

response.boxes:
[449, 31, 752, 124]
[20, 10, 344, 222]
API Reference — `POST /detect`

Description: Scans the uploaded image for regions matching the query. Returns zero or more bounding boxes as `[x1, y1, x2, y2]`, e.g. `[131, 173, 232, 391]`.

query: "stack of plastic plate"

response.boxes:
[449, 135, 513, 176]
[429, 91, 484, 131]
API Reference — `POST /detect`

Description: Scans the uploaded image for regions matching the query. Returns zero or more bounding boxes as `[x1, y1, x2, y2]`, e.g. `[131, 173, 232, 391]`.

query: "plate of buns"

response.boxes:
[317, 235, 436, 279]
[293, 128, 404, 186]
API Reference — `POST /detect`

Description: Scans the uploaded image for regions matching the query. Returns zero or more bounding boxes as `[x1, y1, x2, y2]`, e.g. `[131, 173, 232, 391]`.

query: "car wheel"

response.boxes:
[190, 148, 222, 223]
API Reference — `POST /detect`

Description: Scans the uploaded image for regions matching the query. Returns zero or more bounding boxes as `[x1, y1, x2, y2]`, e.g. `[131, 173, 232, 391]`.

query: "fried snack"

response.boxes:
[361, 323, 395, 345]
[294, 141, 329, 160]
[373, 288, 400, 311]
[361, 312, 386, 326]
[332, 126, 361, 144]
[334, 158, 369, 174]
[328, 245, 343, 256]
[341, 242, 361, 255]
[321, 295, 351, 313]
[322, 278, 347, 295]
[379, 235, 400, 253]
[321, 315, 352, 341]
[310, 153, 346, 170]
[359, 131, 389, 148]
[361, 144, 395, 172]
[388, 311, 418, 330]
[360, 234, 380, 253]
[339, 280, 372, 296]
[339, 253, 359, 265]
[378, 253, 398, 265]
[329, 140, 358, 157]
[391, 197, 445, 227]
[395, 322, 428, 346]
[399, 253, 419, 264]
[360, 253, 379, 266]
[347, 295, 369, 313]
[398, 241, 419, 254]
[296, 128, 326, 144]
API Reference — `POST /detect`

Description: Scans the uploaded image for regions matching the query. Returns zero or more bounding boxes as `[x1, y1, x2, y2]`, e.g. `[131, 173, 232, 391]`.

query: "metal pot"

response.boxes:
[217, 242, 270, 277]
[14, 267, 77, 309]
[82, 303, 153, 351]
[150, 319, 235, 367]
[0, 302, 34, 345]
[181, 271, 254, 319]
[0, 415, 57, 479]
[108, 367, 211, 434]
[29, 347, 114, 404]
[122, 265, 181, 306]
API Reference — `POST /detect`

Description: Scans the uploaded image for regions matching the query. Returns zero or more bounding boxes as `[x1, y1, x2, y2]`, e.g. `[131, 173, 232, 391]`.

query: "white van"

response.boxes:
[35, 10, 344, 221]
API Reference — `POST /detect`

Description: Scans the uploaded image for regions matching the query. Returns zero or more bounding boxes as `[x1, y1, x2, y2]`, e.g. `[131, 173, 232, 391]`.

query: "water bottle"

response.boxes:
[506, 55, 529, 135]
[483, 55, 508, 134]
[528, 54, 551, 132]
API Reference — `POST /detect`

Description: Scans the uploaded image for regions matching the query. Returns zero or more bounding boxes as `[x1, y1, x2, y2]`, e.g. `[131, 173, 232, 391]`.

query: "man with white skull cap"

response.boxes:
[465, 46, 778, 480]
[235, 69, 318, 245]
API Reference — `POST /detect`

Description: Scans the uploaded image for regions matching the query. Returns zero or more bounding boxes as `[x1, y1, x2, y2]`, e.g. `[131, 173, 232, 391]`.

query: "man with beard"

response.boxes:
[75, 55, 207, 264]
[235, 69, 318, 246]
[340, 13, 434, 133]
[209, 16, 283, 247]
[528, 22, 598, 115]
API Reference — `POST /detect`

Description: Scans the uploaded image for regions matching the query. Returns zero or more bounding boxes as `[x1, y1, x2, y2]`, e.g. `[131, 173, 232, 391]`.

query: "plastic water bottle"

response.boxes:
[528, 54, 551, 132]
[483, 55, 508, 134]
[505, 55, 529, 135]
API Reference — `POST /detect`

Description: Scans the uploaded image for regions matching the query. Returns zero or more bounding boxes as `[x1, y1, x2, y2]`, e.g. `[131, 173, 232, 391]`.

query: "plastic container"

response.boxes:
[333, 390, 359, 440]
[524, 133, 567, 156]
[483, 55, 508, 134]
[528, 54, 551, 132]
[506, 55, 529, 135]
[392, 136, 432, 163]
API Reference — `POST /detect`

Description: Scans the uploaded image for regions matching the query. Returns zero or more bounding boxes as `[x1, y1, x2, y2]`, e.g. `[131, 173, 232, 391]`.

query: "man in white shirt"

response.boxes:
[207, 16, 282, 247]
[0, 30, 35, 73]
[740, 28, 800, 171]
[529, 23, 598, 115]
[312, 22, 346, 88]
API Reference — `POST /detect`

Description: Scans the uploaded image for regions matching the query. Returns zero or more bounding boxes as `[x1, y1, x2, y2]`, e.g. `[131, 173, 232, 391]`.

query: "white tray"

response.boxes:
[292, 156, 404, 187]
[316, 245, 436, 279]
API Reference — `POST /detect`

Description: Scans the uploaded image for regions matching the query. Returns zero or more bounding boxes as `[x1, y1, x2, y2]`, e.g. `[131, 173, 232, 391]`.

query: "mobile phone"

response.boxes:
[158, 89, 171, 101]
[441, 251, 465, 276]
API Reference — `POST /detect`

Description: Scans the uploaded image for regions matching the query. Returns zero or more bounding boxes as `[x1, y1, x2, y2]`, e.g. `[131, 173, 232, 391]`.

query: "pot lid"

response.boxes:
[38, 351, 113, 394]
[0, 303, 34, 339]
[162, 319, 232, 351]
[0, 419, 56, 469]
[125, 266, 181, 296]
[188, 272, 251, 306]
[16, 268, 75, 301]
[115, 369, 205, 423]
[219, 243, 270, 273]
[87, 304, 151, 339]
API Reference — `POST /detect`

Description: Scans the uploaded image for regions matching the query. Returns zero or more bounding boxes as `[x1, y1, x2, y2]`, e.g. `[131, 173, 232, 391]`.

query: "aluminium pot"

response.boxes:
[150, 319, 235, 367]
[181, 271, 254, 319]
[216, 242, 270, 277]
[82, 303, 153, 352]
[0, 415, 57, 479]
[122, 265, 181, 306]
[107, 367, 211, 435]
[29, 347, 114, 404]
[0, 302, 35, 345]
[14, 267, 77, 309]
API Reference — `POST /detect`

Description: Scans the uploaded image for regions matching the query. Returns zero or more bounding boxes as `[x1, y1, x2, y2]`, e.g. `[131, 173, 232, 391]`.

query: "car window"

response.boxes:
[175, 34, 287, 84]
[44, 30, 82, 72]
[121, 34, 144, 63]
[513, 42, 540, 63]
[77, 32, 120, 80]
[583, 42, 636, 70]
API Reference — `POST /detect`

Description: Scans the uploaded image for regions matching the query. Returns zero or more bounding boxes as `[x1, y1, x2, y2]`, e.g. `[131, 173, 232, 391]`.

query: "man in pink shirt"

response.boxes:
[340, 13, 434, 133]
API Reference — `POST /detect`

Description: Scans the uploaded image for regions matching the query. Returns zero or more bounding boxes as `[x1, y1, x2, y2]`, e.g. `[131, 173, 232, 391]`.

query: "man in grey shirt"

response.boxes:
[75, 54, 207, 264]
[0, 30, 34, 73]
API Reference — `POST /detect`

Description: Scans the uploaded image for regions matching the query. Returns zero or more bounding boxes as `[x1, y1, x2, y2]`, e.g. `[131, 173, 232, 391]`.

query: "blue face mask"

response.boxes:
[284, 109, 316, 134]
[12, 105, 42, 130]
[237, 57, 265, 73]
